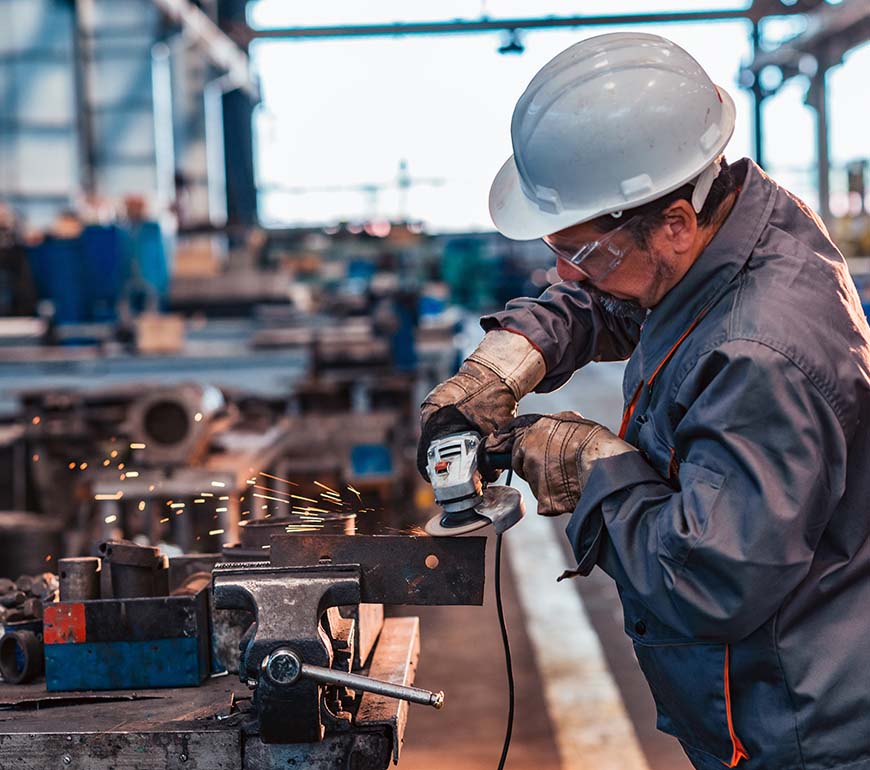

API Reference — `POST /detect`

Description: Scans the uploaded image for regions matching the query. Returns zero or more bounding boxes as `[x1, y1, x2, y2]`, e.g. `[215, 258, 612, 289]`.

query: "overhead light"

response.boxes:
[498, 29, 524, 55]
[759, 64, 784, 92]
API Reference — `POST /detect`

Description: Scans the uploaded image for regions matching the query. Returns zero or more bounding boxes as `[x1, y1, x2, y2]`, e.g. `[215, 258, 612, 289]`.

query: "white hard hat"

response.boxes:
[489, 32, 736, 240]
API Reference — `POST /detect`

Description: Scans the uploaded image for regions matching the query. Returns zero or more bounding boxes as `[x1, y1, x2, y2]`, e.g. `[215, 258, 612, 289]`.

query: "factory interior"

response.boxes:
[0, 1, 869, 769]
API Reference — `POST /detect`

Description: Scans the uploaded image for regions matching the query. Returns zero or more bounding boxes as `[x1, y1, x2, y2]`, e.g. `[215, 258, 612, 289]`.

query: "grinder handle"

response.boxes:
[478, 450, 513, 482]
[486, 452, 513, 470]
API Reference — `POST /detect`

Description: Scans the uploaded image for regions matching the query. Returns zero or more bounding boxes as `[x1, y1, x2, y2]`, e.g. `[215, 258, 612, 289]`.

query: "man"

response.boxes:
[419, 33, 870, 770]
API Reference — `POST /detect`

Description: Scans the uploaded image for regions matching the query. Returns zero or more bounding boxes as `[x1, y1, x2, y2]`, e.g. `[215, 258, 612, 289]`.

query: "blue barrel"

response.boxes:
[27, 238, 85, 324]
[81, 225, 124, 321]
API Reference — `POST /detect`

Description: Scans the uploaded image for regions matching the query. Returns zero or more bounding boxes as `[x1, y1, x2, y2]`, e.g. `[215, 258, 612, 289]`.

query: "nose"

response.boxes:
[556, 256, 588, 283]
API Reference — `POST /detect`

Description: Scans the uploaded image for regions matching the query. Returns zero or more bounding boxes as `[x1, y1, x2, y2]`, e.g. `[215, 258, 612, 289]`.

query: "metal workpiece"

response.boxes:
[261, 646, 444, 709]
[268, 534, 487, 605]
[99, 539, 167, 598]
[58, 557, 101, 601]
[123, 382, 225, 466]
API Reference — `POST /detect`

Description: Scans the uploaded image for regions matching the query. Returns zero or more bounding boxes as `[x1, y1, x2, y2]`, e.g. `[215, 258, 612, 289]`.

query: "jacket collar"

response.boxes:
[635, 158, 778, 381]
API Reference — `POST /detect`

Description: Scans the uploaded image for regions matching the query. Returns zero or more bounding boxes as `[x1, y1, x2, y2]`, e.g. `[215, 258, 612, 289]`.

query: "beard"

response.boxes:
[584, 284, 646, 319]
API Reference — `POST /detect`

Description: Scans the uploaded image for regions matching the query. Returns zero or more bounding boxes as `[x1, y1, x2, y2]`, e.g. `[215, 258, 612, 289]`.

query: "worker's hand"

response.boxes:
[417, 330, 546, 479]
[485, 412, 635, 516]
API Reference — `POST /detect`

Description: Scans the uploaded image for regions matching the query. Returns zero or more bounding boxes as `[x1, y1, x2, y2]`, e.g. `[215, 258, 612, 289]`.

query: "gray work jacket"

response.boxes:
[481, 159, 870, 770]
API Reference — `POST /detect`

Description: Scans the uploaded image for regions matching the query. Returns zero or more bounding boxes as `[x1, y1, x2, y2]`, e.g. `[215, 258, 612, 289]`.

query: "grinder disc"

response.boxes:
[425, 486, 525, 537]
[424, 508, 490, 537]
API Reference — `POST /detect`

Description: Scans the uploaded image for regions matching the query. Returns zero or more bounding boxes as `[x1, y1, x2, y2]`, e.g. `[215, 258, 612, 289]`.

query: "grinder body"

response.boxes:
[425, 431, 524, 537]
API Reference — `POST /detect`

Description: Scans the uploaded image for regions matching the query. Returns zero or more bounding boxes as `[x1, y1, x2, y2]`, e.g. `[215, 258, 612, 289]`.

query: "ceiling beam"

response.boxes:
[243, 9, 760, 42]
[150, 0, 258, 98]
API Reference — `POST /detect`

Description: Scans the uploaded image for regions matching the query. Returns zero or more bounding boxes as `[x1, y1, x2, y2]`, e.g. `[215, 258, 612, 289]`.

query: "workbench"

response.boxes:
[0, 616, 420, 770]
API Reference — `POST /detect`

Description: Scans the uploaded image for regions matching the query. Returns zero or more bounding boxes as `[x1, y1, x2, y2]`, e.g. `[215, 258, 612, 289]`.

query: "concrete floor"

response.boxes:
[396, 362, 694, 770]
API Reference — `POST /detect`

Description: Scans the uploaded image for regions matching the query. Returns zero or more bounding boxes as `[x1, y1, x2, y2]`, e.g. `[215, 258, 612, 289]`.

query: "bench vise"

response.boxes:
[213, 534, 486, 747]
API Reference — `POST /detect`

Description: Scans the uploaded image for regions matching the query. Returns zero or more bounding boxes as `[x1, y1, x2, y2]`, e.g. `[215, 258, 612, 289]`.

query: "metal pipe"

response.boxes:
[58, 557, 101, 601]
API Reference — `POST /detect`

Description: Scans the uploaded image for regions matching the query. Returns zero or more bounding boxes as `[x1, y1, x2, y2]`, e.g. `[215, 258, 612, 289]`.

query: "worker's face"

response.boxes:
[546, 205, 696, 310]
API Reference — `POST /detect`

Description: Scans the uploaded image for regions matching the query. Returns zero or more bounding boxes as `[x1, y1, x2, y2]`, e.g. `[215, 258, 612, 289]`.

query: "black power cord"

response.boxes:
[494, 468, 515, 770]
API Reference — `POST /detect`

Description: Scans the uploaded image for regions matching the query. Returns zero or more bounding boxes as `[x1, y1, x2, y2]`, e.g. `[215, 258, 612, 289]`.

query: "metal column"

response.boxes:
[750, 21, 765, 169]
[806, 65, 831, 223]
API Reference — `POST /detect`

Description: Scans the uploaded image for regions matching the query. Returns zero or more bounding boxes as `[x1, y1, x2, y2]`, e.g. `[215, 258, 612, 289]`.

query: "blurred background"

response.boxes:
[0, 2, 867, 768]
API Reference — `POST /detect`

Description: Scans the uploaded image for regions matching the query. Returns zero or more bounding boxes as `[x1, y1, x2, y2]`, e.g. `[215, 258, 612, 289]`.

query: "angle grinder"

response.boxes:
[424, 431, 525, 537]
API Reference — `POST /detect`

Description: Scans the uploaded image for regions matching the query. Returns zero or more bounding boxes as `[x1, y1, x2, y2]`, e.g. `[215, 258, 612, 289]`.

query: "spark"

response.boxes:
[194, 412, 203, 422]
[32, 416, 41, 425]
[110, 450, 118, 458]
[297, 506, 329, 514]
[120, 474, 126, 481]
[216, 507, 228, 513]
[259, 471, 298, 486]
[125, 471, 139, 478]
[347, 485, 362, 500]
[32, 454, 39, 463]
[148, 484, 156, 492]
[159, 517, 169, 523]
[95, 492, 123, 501]
[118, 463, 125, 470]
[194, 499, 206, 504]
[246, 479, 256, 485]
[208, 528, 225, 536]
[239, 520, 248, 527]
[211, 481, 226, 488]
[261, 545, 271, 550]
[253, 492, 291, 504]
[241, 510, 250, 516]
[104, 515, 117, 524]
[200, 493, 214, 498]
[254, 484, 295, 497]
[290, 494, 318, 503]
[44, 554, 52, 562]
[175, 510, 184, 516]
[68, 462, 76, 470]
[218, 495, 229, 501]
[130, 443, 146, 449]
[170, 503, 185, 509]
[103, 459, 110, 467]
[314, 481, 339, 495]
[264, 513, 272, 518]
[138, 500, 146, 511]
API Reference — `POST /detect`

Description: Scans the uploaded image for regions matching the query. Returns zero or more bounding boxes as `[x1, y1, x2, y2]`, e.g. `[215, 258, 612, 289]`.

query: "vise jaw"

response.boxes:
[213, 562, 361, 744]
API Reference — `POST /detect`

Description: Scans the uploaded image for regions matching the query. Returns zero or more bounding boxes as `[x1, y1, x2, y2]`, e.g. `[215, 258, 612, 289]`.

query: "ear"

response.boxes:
[661, 199, 697, 253]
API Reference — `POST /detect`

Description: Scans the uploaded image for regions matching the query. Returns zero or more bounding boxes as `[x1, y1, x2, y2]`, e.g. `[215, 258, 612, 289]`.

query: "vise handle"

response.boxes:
[262, 647, 444, 709]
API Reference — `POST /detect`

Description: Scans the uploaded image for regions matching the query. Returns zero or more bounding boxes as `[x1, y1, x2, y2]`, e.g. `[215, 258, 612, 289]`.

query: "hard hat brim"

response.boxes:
[488, 155, 588, 241]
[489, 85, 737, 241]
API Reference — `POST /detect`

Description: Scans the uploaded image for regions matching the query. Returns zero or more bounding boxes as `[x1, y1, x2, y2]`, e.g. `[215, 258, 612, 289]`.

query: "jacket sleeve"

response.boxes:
[480, 282, 642, 393]
[565, 339, 847, 642]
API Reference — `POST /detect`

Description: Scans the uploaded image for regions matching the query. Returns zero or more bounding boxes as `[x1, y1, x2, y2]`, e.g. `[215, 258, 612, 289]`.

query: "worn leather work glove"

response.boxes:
[417, 330, 546, 480]
[485, 412, 635, 516]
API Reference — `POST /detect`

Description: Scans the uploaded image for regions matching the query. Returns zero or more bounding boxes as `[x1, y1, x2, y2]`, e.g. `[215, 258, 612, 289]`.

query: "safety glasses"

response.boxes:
[542, 215, 639, 282]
